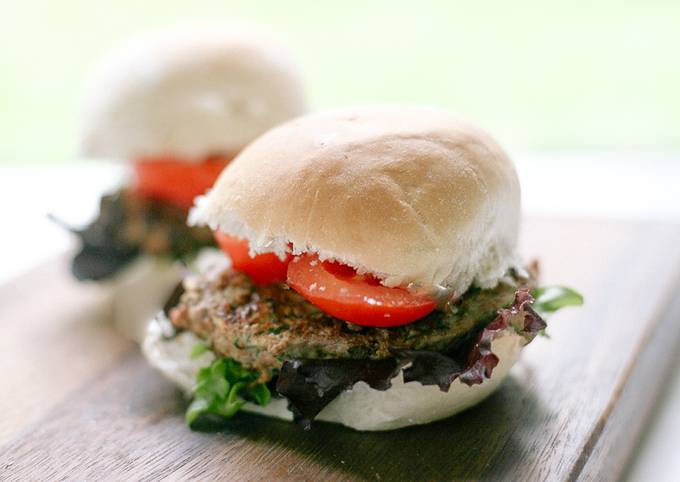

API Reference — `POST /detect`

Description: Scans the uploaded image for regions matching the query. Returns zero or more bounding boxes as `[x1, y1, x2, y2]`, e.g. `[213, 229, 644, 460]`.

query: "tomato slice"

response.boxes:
[287, 254, 436, 327]
[134, 156, 230, 209]
[214, 231, 291, 285]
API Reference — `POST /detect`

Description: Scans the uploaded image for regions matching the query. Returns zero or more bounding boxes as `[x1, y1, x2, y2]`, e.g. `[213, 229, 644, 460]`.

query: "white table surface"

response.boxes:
[1, 153, 679, 480]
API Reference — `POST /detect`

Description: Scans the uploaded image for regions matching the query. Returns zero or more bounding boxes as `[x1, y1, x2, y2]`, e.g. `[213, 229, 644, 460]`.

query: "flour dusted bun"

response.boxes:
[80, 26, 307, 161]
[143, 317, 523, 431]
[191, 105, 521, 295]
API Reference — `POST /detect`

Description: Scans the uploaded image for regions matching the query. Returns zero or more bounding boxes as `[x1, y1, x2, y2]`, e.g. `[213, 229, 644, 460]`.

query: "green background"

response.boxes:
[1, 0, 679, 164]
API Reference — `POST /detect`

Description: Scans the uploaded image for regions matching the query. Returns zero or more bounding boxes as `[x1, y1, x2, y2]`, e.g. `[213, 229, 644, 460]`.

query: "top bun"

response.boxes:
[190, 105, 521, 294]
[79, 26, 307, 161]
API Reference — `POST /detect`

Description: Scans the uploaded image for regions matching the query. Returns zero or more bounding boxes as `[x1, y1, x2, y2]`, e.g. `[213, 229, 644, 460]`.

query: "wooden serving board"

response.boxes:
[2, 217, 680, 481]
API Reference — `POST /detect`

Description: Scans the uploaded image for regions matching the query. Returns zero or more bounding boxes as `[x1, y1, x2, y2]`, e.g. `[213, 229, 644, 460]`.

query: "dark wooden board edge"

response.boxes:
[572, 271, 680, 481]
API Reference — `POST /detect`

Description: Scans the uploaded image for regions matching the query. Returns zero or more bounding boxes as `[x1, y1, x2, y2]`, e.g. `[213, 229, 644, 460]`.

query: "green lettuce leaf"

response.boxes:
[190, 343, 209, 359]
[531, 286, 584, 316]
[186, 357, 271, 430]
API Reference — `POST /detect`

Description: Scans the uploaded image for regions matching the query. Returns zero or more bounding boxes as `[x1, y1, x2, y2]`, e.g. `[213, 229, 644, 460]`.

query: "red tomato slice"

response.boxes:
[134, 156, 230, 209]
[287, 254, 436, 327]
[214, 231, 291, 285]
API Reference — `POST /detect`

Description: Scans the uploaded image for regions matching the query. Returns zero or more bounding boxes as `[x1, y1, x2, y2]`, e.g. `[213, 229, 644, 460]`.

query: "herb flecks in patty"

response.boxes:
[169, 268, 533, 382]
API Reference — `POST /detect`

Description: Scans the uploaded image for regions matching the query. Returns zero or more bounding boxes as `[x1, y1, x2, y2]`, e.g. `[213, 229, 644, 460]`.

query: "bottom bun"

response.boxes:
[143, 317, 523, 431]
[109, 248, 226, 343]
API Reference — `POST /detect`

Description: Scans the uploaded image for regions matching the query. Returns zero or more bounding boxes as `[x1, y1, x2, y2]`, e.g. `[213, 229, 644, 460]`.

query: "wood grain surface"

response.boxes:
[1, 217, 680, 482]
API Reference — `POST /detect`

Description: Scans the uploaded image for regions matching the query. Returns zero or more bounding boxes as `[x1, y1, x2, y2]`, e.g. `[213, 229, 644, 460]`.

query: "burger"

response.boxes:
[143, 105, 582, 431]
[67, 26, 307, 341]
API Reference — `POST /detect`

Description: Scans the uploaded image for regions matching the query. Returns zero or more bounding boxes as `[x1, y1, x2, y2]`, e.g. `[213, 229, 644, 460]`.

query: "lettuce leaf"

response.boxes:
[190, 343, 209, 359]
[276, 358, 403, 429]
[186, 357, 271, 430]
[57, 189, 214, 281]
[531, 286, 584, 316]
[276, 288, 554, 427]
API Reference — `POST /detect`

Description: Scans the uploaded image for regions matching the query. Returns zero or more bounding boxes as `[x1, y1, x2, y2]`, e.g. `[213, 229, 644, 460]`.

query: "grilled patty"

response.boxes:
[169, 268, 533, 381]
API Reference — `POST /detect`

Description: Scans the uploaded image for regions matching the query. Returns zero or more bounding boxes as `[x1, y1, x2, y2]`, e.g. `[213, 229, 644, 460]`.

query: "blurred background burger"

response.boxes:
[63, 26, 306, 341]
